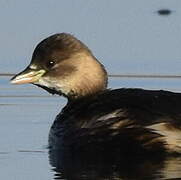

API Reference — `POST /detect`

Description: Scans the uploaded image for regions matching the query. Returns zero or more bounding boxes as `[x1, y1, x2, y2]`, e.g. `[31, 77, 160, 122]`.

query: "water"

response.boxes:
[1, 75, 181, 179]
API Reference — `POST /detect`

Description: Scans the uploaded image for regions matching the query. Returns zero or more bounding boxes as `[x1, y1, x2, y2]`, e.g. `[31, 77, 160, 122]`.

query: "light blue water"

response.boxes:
[1, 75, 181, 179]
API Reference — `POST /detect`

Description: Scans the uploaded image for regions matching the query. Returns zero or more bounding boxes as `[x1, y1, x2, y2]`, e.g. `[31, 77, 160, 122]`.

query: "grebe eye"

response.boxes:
[47, 60, 55, 68]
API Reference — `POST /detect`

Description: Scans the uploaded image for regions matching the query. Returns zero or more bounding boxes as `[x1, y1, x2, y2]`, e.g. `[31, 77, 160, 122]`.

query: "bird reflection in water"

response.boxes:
[48, 147, 181, 179]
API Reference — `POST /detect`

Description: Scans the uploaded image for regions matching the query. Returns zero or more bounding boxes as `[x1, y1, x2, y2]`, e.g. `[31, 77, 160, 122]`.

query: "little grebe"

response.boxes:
[11, 33, 181, 154]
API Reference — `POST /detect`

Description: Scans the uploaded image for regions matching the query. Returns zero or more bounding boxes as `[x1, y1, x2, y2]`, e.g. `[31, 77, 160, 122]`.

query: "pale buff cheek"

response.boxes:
[38, 77, 55, 88]
[36, 52, 107, 97]
[38, 76, 71, 95]
[65, 57, 106, 96]
[36, 70, 105, 97]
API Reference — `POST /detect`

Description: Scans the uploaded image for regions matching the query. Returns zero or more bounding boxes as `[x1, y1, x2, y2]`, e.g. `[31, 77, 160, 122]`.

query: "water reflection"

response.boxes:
[48, 147, 181, 179]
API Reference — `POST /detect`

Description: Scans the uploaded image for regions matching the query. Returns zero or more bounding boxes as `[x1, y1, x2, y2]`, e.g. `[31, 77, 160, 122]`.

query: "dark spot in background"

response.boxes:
[157, 9, 172, 16]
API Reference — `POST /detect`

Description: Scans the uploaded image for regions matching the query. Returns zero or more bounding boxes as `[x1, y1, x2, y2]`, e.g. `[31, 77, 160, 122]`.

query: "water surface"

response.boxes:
[1, 75, 181, 179]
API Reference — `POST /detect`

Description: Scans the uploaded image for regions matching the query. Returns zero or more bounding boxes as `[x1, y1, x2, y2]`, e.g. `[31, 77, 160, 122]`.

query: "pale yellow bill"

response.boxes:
[10, 69, 46, 85]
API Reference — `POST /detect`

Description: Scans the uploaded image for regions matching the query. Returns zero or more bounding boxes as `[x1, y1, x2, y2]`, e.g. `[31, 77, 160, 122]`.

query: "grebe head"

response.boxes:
[11, 33, 108, 100]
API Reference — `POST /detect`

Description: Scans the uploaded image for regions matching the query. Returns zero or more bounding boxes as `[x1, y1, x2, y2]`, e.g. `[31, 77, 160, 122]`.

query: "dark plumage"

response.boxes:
[11, 33, 181, 154]
[49, 88, 181, 154]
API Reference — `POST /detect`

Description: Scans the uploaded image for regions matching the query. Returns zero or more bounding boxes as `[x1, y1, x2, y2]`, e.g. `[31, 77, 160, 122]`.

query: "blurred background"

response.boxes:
[1, 0, 181, 75]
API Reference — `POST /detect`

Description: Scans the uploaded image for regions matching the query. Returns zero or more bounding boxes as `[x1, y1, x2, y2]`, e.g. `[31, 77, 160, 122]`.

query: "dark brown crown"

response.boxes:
[32, 33, 91, 60]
